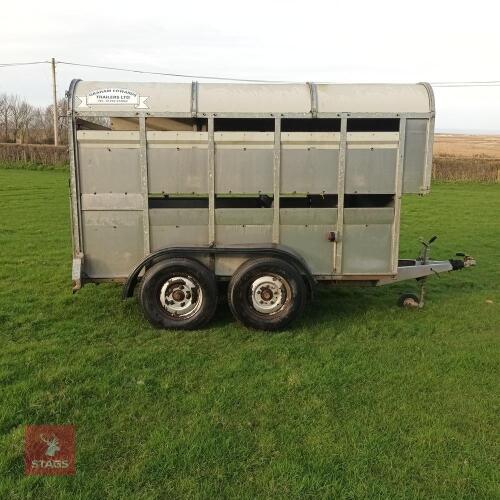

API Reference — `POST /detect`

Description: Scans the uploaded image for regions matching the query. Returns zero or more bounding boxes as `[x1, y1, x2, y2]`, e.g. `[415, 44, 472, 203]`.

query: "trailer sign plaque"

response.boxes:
[77, 88, 149, 108]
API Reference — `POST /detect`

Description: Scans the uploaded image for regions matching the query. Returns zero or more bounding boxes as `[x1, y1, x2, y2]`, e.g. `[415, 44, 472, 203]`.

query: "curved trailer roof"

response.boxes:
[70, 80, 434, 117]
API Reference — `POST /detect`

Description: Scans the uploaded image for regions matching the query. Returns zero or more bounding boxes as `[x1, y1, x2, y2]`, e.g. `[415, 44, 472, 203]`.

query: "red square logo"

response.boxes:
[25, 425, 76, 475]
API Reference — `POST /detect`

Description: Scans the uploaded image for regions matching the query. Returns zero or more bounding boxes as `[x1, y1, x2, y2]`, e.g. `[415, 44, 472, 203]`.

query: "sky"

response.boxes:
[1, 0, 499, 133]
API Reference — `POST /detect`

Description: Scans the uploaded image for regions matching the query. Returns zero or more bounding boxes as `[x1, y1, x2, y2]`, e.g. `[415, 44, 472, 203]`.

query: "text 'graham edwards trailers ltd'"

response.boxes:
[67, 80, 475, 330]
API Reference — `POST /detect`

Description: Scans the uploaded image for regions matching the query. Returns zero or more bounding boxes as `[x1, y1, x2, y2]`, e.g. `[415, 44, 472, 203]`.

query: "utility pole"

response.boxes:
[51, 57, 59, 146]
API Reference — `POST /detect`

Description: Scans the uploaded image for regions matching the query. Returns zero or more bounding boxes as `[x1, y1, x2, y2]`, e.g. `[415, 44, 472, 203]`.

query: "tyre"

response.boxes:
[227, 257, 307, 331]
[398, 292, 420, 309]
[139, 258, 218, 330]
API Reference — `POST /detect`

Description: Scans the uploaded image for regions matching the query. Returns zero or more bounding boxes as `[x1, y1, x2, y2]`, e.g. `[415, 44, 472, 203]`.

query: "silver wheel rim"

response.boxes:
[159, 275, 203, 318]
[250, 274, 291, 315]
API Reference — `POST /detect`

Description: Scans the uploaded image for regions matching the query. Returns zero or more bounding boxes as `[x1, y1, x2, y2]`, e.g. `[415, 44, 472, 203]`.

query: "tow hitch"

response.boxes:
[449, 252, 476, 270]
[377, 235, 476, 309]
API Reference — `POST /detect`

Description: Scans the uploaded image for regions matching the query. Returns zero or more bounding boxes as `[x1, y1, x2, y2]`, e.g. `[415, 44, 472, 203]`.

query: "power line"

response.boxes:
[431, 80, 500, 85]
[53, 61, 500, 86]
[431, 83, 500, 87]
[1, 59, 500, 86]
[56, 60, 289, 83]
[0, 60, 49, 67]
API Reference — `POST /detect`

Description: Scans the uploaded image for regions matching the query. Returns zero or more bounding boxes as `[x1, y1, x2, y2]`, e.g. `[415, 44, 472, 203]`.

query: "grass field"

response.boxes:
[0, 168, 499, 499]
[434, 134, 500, 158]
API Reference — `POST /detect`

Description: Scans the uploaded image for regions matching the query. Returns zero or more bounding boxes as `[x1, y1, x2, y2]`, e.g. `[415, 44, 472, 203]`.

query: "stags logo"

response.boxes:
[25, 425, 75, 475]
[41, 433, 61, 457]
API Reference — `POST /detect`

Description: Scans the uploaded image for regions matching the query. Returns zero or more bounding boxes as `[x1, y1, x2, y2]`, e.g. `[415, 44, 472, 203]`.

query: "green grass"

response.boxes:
[0, 160, 68, 171]
[0, 168, 498, 499]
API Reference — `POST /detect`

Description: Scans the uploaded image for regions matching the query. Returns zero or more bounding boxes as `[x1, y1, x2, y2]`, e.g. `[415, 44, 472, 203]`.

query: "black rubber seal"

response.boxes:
[449, 259, 465, 271]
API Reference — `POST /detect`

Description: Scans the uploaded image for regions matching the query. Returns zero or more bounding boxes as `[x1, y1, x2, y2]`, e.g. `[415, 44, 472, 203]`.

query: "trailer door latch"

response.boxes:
[328, 231, 336, 242]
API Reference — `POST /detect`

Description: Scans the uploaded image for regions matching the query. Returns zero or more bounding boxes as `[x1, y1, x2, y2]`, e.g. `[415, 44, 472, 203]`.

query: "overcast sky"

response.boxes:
[1, 0, 499, 132]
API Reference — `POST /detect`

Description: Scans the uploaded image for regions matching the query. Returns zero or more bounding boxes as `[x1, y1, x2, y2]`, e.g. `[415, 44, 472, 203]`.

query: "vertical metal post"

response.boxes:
[67, 80, 83, 291]
[139, 116, 150, 255]
[191, 81, 198, 131]
[307, 82, 318, 118]
[191, 81, 198, 118]
[423, 114, 435, 192]
[334, 115, 347, 274]
[208, 117, 215, 246]
[68, 114, 80, 255]
[391, 117, 406, 273]
[420, 82, 435, 193]
[272, 117, 281, 244]
[51, 58, 59, 146]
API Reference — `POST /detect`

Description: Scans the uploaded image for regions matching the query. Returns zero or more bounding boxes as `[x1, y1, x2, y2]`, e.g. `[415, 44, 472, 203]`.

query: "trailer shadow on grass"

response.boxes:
[297, 286, 394, 331]
[206, 285, 390, 335]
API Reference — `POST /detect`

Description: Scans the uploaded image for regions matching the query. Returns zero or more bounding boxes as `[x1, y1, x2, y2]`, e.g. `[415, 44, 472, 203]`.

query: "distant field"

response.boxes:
[0, 167, 499, 498]
[433, 135, 500, 182]
[434, 134, 500, 158]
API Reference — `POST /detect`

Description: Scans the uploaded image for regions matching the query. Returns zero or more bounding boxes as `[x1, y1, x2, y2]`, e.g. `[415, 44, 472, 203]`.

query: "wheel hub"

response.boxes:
[260, 288, 273, 301]
[251, 274, 290, 314]
[172, 290, 185, 302]
[160, 276, 202, 318]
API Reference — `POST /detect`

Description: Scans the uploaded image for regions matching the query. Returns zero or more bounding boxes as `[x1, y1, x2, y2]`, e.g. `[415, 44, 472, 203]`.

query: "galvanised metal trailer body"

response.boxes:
[67, 80, 474, 330]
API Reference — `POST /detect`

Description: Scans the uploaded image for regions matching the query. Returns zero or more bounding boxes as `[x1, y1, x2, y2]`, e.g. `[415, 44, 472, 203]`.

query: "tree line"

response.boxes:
[0, 94, 68, 145]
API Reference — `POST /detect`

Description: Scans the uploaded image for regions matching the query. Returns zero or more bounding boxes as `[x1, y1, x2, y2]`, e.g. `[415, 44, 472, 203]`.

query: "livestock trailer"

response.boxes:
[67, 80, 474, 330]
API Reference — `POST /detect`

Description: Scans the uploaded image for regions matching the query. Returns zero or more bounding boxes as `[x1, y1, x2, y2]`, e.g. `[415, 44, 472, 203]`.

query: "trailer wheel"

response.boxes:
[139, 258, 218, 330]
[398, 293, 420, 309]
[227, 257, 306, 331]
